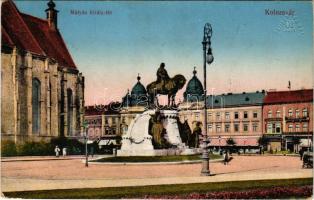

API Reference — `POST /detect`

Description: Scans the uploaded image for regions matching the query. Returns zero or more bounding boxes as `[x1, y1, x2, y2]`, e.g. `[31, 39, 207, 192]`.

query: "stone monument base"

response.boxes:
[117, 148, 202, 157]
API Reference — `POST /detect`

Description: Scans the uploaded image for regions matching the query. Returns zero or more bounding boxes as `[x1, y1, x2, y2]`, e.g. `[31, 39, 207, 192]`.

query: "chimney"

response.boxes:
[45, 0, 58, 30]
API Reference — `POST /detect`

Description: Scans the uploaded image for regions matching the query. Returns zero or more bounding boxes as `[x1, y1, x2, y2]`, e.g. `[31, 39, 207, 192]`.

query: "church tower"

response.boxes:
[45, 0, 59, 30]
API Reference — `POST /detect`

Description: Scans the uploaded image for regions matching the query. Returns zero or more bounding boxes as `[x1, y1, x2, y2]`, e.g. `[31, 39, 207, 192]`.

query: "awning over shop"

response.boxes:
[300, 139, 312, 147]
[208, 137, 259, 146]
[98, 139, 117, 146]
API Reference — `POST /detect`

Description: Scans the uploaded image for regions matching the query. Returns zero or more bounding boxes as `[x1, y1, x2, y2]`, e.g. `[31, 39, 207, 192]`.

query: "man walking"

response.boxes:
[55, 146, 60, 157]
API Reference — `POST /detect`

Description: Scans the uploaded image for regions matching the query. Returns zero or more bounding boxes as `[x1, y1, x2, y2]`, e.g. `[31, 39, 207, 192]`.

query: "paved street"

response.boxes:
[1, 155, 312, 192]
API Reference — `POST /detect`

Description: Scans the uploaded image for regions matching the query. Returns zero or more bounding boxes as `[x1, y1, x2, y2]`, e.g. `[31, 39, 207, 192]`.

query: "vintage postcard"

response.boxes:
[1, 0, 313, 199]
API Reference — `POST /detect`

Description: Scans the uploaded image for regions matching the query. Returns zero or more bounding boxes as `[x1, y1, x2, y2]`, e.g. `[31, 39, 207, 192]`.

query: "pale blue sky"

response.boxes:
[15, 1, 313, 105]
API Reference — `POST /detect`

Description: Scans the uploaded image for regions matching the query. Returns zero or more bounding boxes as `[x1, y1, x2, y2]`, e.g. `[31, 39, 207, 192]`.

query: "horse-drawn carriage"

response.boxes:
[302, 152, 313, 168]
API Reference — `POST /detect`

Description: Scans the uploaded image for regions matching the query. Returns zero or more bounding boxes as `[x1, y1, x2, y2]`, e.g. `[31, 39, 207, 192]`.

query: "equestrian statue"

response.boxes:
[146, 63, 186, 107]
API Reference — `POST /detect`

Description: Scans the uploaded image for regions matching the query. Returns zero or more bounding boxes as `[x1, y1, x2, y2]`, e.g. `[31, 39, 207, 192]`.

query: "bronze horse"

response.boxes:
[146, 74, 186, 107]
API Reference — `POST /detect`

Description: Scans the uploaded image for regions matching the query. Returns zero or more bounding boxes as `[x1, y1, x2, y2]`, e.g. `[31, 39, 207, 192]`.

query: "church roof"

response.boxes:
[1, 0, 76, 69]
[206, 91, 265, 108]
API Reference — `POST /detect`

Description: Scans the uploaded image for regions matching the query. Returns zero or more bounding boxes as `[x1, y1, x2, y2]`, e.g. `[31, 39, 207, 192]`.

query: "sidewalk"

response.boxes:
[2, 169, 312, 192]
[1, 155, 107, 162]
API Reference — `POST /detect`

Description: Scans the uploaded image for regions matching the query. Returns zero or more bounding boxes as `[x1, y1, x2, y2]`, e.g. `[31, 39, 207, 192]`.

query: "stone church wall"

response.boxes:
[1, 49, 85, 144]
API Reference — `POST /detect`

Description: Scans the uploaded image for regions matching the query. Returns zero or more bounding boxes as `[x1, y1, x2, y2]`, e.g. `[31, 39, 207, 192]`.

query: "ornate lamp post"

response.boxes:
[201, 23, 214, 176]
[83, 120, 89, 167]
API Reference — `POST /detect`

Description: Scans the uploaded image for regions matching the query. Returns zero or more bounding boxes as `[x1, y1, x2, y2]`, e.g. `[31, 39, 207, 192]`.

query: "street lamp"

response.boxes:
[201, 23, 214, 176]
[83, 120, 89, 167]
[218, 136, 221, 151]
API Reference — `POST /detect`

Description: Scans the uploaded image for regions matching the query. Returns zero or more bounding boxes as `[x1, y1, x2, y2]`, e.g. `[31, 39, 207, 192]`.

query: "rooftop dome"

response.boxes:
[131, 74, 147, 96]
[184, 67, 204, 102]
[122, 74, 148, 107]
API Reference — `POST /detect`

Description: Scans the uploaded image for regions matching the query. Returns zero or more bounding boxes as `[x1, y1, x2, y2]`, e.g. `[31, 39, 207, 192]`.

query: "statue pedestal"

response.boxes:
[160, 110, 184, 147]
[117, 109, 191, 157]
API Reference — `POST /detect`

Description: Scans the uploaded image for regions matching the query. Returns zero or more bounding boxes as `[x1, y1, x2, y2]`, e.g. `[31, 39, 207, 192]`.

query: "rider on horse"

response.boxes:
[156, 63, 170, 90]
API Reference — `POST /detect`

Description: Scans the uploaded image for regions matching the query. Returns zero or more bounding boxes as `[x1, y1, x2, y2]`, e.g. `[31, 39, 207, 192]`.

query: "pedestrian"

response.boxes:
[54, 146, 60, 157]
[224, 150, 229, 165]
[299, 149, 304, 160]
[62, 147, 67, 157]
[90, 146, 94, 158]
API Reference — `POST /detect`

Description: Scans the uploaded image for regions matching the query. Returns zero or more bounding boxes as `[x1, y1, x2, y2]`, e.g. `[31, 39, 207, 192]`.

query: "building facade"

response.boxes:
[178, 68, 265, 148]
[263, 89, 313, 152]
[84, 104, 121, 146]
[1, 0, 84, 143]
[179, 93, 265, 148]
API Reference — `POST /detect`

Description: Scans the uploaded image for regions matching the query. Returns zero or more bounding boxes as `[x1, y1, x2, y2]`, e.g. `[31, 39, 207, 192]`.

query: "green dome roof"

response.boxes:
[131, 74, 147, 96]
[184, 68, 204, 101]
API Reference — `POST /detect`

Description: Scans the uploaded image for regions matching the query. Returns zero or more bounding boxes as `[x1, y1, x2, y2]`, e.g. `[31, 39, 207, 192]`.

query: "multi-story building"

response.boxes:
[206, 92, 265, 148]
[84, 103, 121, 146]
[178, 68, 265, 148]
[1, 0, 84, 143]
[263, 89, 313, 152]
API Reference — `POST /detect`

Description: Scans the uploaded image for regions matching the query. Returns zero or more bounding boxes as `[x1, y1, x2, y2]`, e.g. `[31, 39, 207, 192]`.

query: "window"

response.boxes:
[253, 112, 258, 118]
[234, 112, 239, 119]
[216, 112, 221, 120]
[253, 123, 258, 132]
[208, 124, 212, 132]
[234, 124, 239, 132]
[67, 89, 73, 136]
[303, 123, 308, 132]
[244, 111, 248, 119]
[267, 123, 272, 133]
[243, 124, 248, 132]
[122, 117, 126, 124]
[295, 124, 300, 132]
[195, 113, 200, 120]
[295, 109, 300, 118]
[216, 124, 221, 132]
[288, 109, 293, 117]
[275, 123, 281, 133]
[303, 109, 308, 117]
[225, 124, 230, 132]
[288, 124, 293, 132]
[112, 117, 116, 125]
[32, 78, 41, 134]
[276, 110, 281, 118]
[208, 112, 212, 119]
[268, 110, 272, 118]
[225, 112, 230, 120]
[123, 126, 128, 134]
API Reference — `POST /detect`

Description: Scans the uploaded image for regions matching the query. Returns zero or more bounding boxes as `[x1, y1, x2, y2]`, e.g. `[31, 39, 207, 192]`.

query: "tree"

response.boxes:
[226, 137, 236, 146]
[258, 136, 268, 148]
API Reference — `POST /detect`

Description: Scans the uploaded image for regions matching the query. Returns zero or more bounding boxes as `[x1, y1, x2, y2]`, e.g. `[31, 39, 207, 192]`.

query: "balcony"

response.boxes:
[282, 131, 312, 135]
[265, 117, 282, 122]
[285, 116, 310, 122]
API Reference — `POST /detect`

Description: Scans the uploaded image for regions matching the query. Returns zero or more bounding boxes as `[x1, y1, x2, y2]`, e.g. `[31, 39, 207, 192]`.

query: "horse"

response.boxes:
[146, 74, 186, 107]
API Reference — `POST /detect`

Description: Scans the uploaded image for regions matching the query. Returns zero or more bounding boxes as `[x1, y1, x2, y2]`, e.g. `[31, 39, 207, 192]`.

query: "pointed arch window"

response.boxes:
[67, 88, 73, 136]
[32, 78, 41, 134]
